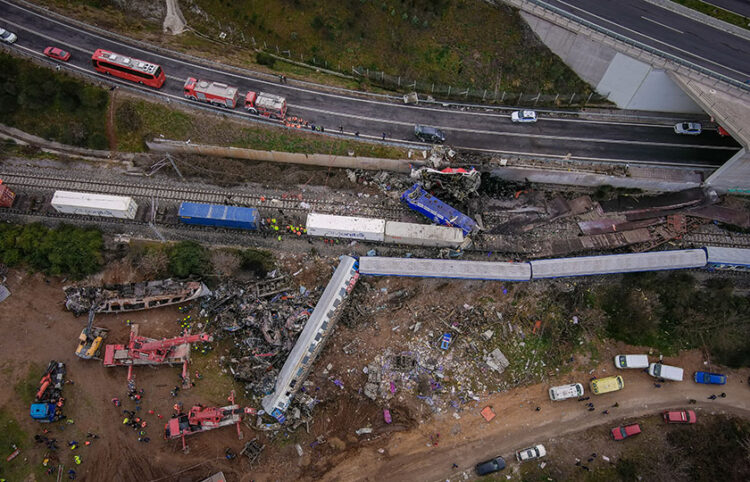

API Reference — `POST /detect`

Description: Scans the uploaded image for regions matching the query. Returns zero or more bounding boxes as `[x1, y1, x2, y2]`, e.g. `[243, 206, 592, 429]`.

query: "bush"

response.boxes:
[256, 51, 276, 68]
[168, 241, 209, 278]
[0, 223, 103, 278]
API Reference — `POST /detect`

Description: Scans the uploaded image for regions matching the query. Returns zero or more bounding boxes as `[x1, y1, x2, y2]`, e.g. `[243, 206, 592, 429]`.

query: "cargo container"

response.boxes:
[0, 182, 16, 208]
[178, 202, 258, 230]
[384, 221, 464, 247]
[51, 191, 138, 219]
[401, 184, 477, 235]
[306, 213, 385, 242]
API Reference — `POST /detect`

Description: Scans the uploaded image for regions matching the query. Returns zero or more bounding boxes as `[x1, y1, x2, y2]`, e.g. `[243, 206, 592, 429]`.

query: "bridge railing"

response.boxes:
[507, 0, 750, 94]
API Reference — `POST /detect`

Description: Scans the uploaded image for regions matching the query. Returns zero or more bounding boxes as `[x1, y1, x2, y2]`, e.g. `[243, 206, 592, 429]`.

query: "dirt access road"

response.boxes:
[320, 350, 750, 482]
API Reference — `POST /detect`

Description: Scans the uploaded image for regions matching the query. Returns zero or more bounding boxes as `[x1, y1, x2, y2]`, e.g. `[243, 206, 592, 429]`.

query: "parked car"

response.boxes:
[44, 46, 71, 62]
[648, 363, 684, 381]
[611, 423, 641, 440]
[614, 354, 649, 369]
[0, 28, 17, 44]
[516, 444, 546, 462]
[663, 410, 696, 424]
[590, 375, 624, 395]
[475, 456, 506, 475]
[694, 371, 726, 385]
[674, 122, 701, 135]
[414, 125, 446, 143]
[511, 110, 538, 123]
[549, 383, 584, 401]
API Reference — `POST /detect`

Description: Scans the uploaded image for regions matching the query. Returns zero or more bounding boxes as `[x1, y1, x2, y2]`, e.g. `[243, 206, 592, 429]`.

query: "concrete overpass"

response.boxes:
[499, 0, 750, 192]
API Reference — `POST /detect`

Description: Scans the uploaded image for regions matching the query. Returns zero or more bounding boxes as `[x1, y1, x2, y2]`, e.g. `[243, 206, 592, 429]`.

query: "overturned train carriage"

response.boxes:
[261, 256, 359, 422]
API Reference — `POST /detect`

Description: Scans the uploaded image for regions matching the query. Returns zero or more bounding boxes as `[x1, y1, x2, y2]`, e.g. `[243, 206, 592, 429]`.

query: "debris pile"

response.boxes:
[198, 274, 317, 397]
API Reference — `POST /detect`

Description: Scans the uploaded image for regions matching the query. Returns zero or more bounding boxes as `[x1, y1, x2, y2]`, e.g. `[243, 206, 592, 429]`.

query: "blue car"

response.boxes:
[694, 371, 726, 385]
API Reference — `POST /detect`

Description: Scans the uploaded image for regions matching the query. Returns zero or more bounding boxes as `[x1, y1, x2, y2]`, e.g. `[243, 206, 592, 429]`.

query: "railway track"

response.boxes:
[0, 169, 413, 220]
[681, 231, 750, 249]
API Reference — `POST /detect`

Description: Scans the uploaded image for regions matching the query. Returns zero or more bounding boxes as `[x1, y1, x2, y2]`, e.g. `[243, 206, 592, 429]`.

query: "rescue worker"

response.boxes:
[73, 455, 81, 465]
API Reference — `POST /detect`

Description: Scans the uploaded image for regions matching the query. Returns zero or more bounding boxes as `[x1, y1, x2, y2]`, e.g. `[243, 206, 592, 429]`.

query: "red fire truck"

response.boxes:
[183, 77, 239, 108]
[244, 91, 287, 119]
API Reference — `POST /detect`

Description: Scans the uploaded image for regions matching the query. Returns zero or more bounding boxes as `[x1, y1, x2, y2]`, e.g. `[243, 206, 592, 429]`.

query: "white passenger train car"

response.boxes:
[51, 191, 138, 220]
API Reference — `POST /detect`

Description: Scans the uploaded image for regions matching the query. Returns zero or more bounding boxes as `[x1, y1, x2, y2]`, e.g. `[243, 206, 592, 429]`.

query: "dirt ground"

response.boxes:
[2, 268, 750, 482]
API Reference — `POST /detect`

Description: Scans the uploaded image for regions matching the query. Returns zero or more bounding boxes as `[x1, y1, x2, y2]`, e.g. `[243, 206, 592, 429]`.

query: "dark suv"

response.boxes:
[414, 125, 446, 143]
[475, 456, 506, 475]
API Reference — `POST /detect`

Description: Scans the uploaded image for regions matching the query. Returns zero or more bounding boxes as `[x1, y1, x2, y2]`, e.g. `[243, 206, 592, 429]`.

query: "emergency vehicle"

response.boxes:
[183, 77, 239, 108]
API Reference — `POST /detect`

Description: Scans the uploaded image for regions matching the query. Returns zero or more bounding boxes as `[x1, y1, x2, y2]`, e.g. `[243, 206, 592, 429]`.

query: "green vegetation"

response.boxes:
[114, 97, 404, 158]
[601, 272, 750, 367]
[0, 409, 31, 480]
[672, 0, 750, 31]
[181, 0, 591, 94]
[0, 53, 109, 149]
[0, 223, 103, 278]
[168, 241, 210, 278]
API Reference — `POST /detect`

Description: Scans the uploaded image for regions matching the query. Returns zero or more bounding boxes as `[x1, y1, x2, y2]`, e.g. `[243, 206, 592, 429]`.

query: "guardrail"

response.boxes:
[503, 0, 750, 94]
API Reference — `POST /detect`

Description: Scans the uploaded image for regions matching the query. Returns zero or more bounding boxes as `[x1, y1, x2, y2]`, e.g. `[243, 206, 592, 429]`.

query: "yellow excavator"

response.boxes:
[75, 304, 108, 360]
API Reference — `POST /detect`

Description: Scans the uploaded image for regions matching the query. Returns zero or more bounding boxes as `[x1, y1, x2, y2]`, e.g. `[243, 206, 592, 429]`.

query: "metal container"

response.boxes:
[401, 184, 477, 235]
[51, 191, 138, 219]
[0, 184, 16, 208]
[384, 221, 464, 247]
[306, 213, 385, 242]
[178, 202, 258, 230]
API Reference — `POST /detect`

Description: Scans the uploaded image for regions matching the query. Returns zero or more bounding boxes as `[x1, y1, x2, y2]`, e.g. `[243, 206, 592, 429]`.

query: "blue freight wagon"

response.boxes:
[401, 184, 477, 235]
[178, 202, 259, 230]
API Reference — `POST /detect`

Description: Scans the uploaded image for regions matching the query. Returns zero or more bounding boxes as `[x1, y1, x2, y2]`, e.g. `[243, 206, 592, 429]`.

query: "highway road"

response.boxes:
[0, 0, 742, 167]
[702, 0, 750, 18]
[542, 0, 750, 84]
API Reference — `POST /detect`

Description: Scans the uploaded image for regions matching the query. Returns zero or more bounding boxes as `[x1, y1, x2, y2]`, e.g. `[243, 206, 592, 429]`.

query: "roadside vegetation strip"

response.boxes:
[113, 96, 406, 158]
[31, 0, 591, 96]
[672, 0, 750, 31]
[0, 53, 109, 150]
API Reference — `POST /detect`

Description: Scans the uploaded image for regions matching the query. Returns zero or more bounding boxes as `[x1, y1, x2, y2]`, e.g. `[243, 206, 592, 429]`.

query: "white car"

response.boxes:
[548, 383, 584, 401]
[614, 354, 649, 369]
[0, 28, 17, 44]
[516, 444, 546, 462]
[511, 110, 538, 123]
[674, 122, 701, 135]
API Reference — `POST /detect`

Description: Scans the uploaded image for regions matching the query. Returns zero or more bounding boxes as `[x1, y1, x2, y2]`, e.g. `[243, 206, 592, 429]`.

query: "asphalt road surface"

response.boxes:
[543, 0, 750, 84]
[701, 0, 750, 18]
[0, 0, 742, 167]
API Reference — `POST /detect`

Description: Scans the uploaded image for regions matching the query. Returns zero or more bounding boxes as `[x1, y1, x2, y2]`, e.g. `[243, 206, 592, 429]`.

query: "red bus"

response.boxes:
[91, 49, 165, 88]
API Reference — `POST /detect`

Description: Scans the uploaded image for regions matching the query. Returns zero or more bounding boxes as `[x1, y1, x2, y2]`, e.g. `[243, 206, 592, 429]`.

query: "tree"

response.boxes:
[168, 241, 209, 278]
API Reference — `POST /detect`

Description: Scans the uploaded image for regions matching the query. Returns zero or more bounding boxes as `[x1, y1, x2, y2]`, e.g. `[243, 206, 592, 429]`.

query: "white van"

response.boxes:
[549, 383, 584, 401]
[614, 354, 649, 369]
[648, 363, 684, 381]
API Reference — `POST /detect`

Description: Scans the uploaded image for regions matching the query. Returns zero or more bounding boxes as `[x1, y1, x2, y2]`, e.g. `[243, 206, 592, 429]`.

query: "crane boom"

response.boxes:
[132, 333, 212, 352]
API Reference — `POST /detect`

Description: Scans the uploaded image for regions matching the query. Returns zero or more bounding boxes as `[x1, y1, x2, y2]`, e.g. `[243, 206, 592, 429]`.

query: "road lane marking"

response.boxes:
[641, 16, 684, 34]
[0, 0, 736, 128]
[552, 0, 750, 78]
[6, 26, 738, 158]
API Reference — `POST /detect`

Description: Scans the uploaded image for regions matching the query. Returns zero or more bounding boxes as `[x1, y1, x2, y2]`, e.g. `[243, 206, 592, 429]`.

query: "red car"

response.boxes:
[611, 423, 641, 440]
[44, 47, 71, 62]
[663, 410, 696, 424]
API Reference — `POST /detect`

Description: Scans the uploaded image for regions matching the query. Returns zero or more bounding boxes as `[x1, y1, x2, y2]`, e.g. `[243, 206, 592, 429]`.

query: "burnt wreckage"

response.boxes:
[64, 279, 211, 316]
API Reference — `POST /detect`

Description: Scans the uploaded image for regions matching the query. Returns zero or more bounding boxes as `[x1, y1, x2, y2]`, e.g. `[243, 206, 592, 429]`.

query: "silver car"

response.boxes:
[511, 110, 538, 123]
[0, 28, 17, 44]
[674, 122, 701, 135]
